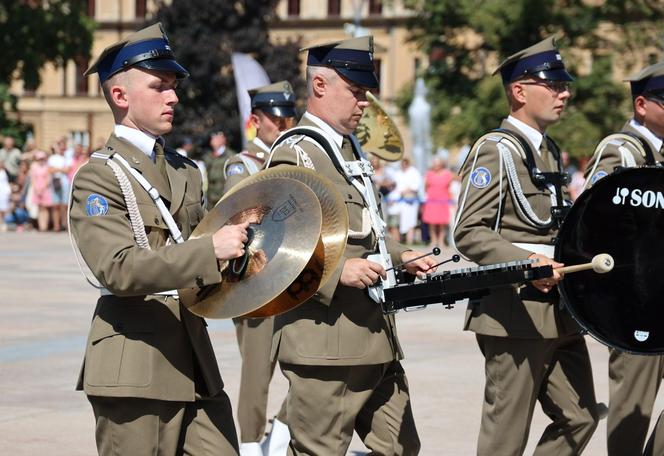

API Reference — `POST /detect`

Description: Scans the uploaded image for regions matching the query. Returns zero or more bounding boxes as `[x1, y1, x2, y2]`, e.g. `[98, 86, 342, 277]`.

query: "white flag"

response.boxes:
[231, 52, 271, 148]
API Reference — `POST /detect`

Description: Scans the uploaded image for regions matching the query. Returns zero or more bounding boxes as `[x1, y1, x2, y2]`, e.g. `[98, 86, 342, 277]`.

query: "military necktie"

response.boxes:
[341, 136, 355, 161]
[539, 137, 552, 169]
[154, 141, 171, 191]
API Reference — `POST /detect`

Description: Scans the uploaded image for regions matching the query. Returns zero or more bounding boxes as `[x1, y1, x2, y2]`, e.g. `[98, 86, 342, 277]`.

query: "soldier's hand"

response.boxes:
[401, 250, 438, 279]
[529, 253, 564, 293]
[340, 258, 386, 289]
[212, 222, 249, 261]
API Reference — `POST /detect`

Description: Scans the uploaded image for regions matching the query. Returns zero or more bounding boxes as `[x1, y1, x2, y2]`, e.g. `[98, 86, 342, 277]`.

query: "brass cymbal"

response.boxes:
[178, 177, 323, 319]
[355, 91, 404, 162]
[226, 165, 348, 293]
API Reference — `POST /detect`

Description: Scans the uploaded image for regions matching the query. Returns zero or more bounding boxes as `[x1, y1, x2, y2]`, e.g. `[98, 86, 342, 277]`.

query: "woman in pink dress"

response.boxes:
[29, 150, 53, 231]
[422, 156, 455, 248]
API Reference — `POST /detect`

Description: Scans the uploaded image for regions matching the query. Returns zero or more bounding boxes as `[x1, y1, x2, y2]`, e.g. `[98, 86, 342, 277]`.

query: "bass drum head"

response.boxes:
[556, 167, 664, 354]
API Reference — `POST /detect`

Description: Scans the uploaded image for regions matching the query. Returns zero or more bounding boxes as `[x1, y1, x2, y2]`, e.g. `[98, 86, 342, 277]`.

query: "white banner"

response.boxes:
[231, 52, 271, 148]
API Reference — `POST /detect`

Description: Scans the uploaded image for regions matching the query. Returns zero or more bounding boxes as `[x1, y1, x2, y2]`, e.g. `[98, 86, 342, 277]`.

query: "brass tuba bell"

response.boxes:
[355, 91, 404, 162]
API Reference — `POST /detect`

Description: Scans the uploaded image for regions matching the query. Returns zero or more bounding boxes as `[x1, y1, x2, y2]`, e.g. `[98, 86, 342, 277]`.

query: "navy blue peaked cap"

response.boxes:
[85, 23, 188, 84]
[302, 36, 379, 88]
[249, 81, 297, 118]
[625, 62, 664, 99]
[494, 36, 574, 84]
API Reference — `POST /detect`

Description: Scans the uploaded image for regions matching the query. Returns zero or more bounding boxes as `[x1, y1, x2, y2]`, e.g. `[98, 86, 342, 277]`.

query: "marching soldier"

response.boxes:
[205, 129, 237, 209]
[224, 81, 297, 456]
[453, 37, 599, 455]
[266, 36, 437, 456]
[584, 61, 664, 456]
[70, 23, 248, 455]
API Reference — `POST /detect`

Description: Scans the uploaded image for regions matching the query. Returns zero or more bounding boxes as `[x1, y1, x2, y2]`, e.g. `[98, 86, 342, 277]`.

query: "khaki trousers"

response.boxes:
[608, 349, 664, 456]
[234, 316, 286, 443]
[89, 392, 238, 455]
[476, 334, 598, 456]
[280, 360, 419, 456]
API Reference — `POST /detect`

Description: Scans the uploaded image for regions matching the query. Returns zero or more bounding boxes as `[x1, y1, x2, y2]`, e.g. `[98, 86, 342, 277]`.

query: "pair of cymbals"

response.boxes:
[179, 166, 348, 319]
[355, 91, 404, 162]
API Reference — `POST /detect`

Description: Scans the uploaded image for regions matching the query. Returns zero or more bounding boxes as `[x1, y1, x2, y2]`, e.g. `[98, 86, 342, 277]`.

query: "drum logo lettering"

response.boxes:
[612, 187, 664, 209]
[634, 330, 650, 342]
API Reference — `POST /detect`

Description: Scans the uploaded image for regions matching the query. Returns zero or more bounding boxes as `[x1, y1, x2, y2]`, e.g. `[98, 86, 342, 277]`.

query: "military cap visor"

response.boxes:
[305, 42, 379, 88]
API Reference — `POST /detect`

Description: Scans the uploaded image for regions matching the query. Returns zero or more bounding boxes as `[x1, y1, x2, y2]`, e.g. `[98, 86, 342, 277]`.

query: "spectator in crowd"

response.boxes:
[29, 151, 52, 232]
[23, 137, 37, 157]
[176, 136, 194, 157]
[204, 130, 236, 208]
[48, 140, 71, 231]
[0, 136, 23, 183]
[422, 155, 456, 248]
[67, 143, 89, 183]
[0, 160, 10, 231]
[4, 189, 30, 231]
[388, 157, 422, 244]
[568, 156, 589, 201]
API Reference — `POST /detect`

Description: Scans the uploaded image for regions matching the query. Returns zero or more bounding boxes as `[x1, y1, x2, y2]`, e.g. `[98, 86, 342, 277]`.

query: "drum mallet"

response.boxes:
[556, 253, 614, 275]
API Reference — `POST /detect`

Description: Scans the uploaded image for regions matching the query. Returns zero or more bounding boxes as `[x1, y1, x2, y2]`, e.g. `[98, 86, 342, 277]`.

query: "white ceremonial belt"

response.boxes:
[342, 160, 375, 177]
[100, 287, 179, 298]
[513, 242, 555, 258]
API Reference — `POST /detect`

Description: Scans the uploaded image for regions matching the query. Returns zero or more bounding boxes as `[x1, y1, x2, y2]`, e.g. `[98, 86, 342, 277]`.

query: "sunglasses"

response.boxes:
[519, 79, 572, 94]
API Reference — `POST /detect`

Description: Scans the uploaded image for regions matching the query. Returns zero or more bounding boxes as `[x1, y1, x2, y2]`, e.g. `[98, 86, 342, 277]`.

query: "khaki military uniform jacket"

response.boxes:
[222, 139, 267, 192]
[454, 119, 579, 339]
[585, 121, 664, 187]
[268, 115, 409, 366]
[70, 134, 224, 401]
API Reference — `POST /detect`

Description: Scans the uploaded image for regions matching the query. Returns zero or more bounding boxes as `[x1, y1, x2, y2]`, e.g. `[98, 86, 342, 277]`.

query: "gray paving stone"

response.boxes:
[1, 232, 659, 454]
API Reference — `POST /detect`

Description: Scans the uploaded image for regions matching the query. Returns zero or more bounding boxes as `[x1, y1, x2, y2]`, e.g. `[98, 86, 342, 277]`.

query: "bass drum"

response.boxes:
[556, 166, 664, 354]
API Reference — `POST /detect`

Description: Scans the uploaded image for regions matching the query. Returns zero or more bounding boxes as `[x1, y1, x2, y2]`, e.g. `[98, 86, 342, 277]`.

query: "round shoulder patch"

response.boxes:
[226, 163, 246, 177]
[85, 193, 109, 216]
[590, 170, 608, 185]
[470, 166, 492, 189]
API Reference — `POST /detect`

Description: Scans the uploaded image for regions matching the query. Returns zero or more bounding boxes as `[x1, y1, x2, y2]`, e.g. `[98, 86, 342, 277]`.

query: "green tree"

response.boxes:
[403, 0, 663, 158]
[151, 0, 305, 151]
[0, 0, 94, 142]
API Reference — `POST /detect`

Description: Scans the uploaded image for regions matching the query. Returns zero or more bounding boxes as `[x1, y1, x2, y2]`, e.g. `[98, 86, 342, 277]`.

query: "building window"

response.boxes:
[87, 0, 95, 17]
[287, 0, 300, 16]
[368, 0, 382, 15]
[135, 0, 146, 18]
[70, 130, 90, 149]
[75, 56, 89, 95]
[328, 0, 340, 16]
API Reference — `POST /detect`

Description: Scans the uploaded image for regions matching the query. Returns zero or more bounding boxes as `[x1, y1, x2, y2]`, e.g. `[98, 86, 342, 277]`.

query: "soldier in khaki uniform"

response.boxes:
[267, 37, 437, 455]
[584, 62, 664, 456]
[454, 37, 599, 455]
[69, 24, 249, 455]
[205, 130, 237, 209]
[223, 81, 297, 456]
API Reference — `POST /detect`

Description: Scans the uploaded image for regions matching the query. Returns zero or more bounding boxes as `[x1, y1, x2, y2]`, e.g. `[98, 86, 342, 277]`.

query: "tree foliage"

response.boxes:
[0, 0, 94, 141]
[151, 0, 305, 151]
[403, 0, 664, 158]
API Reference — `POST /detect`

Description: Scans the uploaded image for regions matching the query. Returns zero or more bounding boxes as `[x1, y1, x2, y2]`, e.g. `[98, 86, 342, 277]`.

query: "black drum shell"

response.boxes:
[556, 166, 664, 355]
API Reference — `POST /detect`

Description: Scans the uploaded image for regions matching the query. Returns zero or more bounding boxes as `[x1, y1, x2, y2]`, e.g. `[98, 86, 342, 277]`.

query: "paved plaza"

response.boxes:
[1, 232, 661, 454]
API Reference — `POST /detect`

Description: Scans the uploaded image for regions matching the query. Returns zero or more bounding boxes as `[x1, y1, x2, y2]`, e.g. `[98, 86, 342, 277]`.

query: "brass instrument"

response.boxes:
[355, 91, 404, 162]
